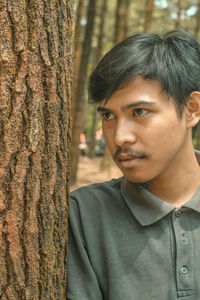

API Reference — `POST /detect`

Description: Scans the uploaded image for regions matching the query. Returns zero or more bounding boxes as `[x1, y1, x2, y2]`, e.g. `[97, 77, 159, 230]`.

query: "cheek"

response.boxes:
[145, 118, 180, 140]
[148, 122, 186, 154]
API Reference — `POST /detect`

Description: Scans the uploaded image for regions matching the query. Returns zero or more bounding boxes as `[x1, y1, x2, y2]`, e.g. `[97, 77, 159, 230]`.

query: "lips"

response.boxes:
[116, 152, 146, 169]
[117, 153, 144, 161]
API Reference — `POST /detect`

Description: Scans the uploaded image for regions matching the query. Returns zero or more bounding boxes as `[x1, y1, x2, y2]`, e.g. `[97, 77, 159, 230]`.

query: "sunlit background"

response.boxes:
[71, 0, 200, 189]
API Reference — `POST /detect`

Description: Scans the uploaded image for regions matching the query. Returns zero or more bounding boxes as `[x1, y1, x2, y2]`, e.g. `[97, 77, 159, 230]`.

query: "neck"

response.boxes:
[146, 147, 200, 207]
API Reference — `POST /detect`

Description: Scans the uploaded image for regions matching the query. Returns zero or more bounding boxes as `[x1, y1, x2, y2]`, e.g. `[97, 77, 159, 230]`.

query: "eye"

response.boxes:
[133, 108, 149, 117]
[101, 112, 115, 121]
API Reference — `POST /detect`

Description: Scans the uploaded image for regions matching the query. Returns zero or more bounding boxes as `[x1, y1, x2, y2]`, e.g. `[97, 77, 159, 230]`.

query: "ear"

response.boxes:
[185, 91, 200, 129]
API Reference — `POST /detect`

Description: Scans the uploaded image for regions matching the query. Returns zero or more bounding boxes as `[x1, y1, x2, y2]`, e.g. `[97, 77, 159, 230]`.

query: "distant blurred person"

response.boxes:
[67, 30, 200, 300]
[79, 133, 88, 156]
[95, 135, 106, 156]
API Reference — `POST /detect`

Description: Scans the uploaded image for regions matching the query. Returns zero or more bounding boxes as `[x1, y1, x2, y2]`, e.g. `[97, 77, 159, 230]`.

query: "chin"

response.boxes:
[124, 176, 149, 184]
[122, 170, 153, 184]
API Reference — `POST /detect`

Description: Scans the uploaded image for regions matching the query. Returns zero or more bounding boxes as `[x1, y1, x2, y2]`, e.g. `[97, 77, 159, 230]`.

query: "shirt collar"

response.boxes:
[121, 150, 200, 226]
[183, 149, 200, 213]
[183, 185, 200, 213]
[121, 178, 175, 226]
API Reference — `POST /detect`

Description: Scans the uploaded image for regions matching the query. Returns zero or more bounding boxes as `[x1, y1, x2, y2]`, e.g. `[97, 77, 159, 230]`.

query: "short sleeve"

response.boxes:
[66, 197, 103, 300]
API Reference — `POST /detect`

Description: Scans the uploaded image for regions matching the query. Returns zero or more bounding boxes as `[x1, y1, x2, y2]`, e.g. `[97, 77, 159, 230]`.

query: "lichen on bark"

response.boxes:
[0, 0, 74, 298]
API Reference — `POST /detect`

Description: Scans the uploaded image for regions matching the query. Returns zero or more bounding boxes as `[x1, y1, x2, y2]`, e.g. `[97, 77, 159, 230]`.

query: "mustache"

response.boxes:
[114, 147, 148, 160]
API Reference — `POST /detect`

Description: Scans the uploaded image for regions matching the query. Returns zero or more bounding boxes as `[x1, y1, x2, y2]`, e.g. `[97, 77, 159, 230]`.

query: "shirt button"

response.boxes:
[181, 233, 187, 244]
[175, 210, 182, 217]
[181, 266, 188, 274]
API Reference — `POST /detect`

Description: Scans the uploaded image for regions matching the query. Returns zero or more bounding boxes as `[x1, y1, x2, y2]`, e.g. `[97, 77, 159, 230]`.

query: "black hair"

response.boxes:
[88, 30, 200, 115]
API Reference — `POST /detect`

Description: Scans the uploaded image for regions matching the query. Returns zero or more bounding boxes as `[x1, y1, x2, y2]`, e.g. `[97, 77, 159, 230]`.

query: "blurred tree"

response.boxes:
[72, 0, 84, 120]
[195, 129, 200, 150]
[175, 0, 183, 28]
[114, 0, 131, 44]
[88, 0, 108, 159]
[114, 0, 124, 44]
[100, 0, 131, 171]
[194, 0, 200, 39]
[88, 103, 98, 158]
[71, 0, 97, 184]
[0, 0, 74, 298]
[100, 146, 113, 172]
[144, 0, 154, 32]
[123, 0, 131, 39]
[193, 124, 200, 150]
[73, 0, 200, 184]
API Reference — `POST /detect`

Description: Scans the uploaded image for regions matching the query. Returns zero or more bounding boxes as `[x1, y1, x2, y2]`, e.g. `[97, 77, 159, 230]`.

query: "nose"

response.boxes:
[114, 118, 137, 147]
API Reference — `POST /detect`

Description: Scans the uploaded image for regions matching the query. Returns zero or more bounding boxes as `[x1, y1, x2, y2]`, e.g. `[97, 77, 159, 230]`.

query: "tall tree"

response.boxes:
[194, 0, 200, 39]
[72, 0, 84, 119]
[123, 0, 131, 39]
[195, 126, 200, 150]
[100, 0, 129, 171]
[114, 0, 131, 44]
[175, 0, 182, 28]
[88, 0, 108, 158]
[71, 0, 97, 184]
[144, 0, 154, 32]
[0, 0, 74, 298]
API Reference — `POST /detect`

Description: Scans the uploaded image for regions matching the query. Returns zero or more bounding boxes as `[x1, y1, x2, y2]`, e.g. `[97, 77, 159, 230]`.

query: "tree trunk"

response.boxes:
[72, 0, 84, 120]
[194, 0, 200, 39]
[0, 0, 74, 298]
[71, 0, 97, 184]
[88, 104, 98, 158]
[100, 146, 112, 175]
[114, 0, 130, 44]
[195, 126, 200, 150]
[101, 0, 129, 171]
[175, 0, 182, 28]
[88, 0, 108, 159]
[123, 0, 131, 40]
[144, 0, 154, 32]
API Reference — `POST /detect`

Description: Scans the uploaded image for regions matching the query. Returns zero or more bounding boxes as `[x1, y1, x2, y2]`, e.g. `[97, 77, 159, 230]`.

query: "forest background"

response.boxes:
[0, 0, 200, 297]
[71, 0, 200, 189]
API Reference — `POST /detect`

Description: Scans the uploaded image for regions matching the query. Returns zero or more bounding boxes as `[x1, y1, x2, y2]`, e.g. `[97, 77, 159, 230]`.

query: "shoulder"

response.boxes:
[70, 177, 124, 214]
[71, 177, 122, 199]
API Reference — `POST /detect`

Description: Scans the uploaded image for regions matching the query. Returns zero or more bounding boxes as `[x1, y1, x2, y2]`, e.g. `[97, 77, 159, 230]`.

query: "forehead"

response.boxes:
[100, 77, 170, 109]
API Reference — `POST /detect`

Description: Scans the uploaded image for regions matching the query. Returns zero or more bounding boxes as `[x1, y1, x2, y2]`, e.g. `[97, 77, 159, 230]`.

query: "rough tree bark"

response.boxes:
[0, 0, 74, 299]
[144, 0, 154, 32]
[71, 0, 97, 184]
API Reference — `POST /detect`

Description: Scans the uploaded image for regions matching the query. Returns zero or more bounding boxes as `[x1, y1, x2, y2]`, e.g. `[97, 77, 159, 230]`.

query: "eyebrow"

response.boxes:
[97, 101, 157, 112]
[97, 106, 111, 113]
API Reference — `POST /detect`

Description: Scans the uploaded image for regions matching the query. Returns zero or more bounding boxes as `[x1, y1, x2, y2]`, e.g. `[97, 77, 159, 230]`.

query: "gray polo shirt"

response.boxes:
[67, 154, 200, 300]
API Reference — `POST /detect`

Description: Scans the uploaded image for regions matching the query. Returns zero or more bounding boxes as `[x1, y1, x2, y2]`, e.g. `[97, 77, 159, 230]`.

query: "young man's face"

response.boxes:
[98, 77, 191, 184]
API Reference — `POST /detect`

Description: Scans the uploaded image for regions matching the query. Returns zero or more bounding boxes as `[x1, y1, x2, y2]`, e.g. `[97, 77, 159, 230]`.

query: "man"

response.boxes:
[67, 30, 200, 300]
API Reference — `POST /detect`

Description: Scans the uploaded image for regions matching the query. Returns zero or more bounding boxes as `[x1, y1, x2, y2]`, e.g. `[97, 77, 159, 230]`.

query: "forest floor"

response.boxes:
[70, 155, 122, 191]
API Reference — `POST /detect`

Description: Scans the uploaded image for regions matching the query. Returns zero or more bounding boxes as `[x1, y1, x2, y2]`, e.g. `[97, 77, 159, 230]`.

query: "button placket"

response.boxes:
[171, 209, 195, 296]
[181, 266, 188, 274]
[175, 209, 182, 217]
